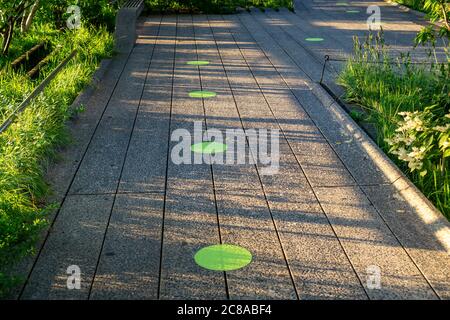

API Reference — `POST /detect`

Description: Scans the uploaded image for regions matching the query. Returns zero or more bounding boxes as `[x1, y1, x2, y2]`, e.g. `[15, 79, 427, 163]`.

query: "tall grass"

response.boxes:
[338, 32, 450, 219]
[0, 24, 113, 297]
[394, 0, 426, 12]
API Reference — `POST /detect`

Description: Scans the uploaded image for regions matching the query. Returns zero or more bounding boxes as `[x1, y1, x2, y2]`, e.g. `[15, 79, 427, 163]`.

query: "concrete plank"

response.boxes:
[363, 183, 450, 299]
[159, 16, 226, 299]
[216, 15, 356, 187]
[194, 15, 298, 299]
[118, 87, 171, 193]
[208, 15, 368, 299]
[90, 193, 164, 299]
[69, 35, 158, 195]
[262, 161, 368, 299]
[21, 195, 114, 299]
[315, 186, 438, 299]
[232, 12, 393, 186]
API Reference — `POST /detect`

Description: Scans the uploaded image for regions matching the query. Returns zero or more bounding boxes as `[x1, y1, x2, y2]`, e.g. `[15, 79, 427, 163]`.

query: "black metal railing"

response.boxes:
[0, 50, 77, 135]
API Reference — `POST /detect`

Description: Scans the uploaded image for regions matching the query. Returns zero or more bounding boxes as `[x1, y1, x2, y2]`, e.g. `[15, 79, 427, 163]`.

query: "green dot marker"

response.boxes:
[305, 37, 324, 42]
[187, 60, 210, 66]
[346, 10, 360, 13]
[191, 141, 228, 154]
[194, 244, 252, 271]
[189, 90, 217, 98]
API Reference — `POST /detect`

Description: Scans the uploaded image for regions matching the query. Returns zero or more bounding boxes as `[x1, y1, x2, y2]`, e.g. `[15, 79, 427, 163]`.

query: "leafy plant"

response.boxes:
[339, 32, 450, 218]
[414, 0, 450, 46]
[385, 107, 450, 213]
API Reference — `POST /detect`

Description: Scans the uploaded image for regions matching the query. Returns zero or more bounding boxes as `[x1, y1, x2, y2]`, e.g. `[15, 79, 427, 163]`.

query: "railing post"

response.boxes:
[319, 55, 330, 85]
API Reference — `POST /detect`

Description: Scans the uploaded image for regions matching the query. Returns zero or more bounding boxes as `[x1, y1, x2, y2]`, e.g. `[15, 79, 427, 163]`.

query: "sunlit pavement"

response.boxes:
[18, 1, 450, 300]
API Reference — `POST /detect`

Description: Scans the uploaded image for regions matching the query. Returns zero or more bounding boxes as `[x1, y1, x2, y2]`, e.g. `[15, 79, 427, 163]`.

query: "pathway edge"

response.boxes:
[309, 81, 450, 254]
[10, 54, 126, 300]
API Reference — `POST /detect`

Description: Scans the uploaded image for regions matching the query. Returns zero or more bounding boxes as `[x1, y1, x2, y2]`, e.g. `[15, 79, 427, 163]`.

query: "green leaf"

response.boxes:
[443, 149, 450, 158]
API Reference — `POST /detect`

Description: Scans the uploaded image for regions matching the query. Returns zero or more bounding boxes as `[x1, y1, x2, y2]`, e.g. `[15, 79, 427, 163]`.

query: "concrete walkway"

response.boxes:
[19, 1, 450, 300]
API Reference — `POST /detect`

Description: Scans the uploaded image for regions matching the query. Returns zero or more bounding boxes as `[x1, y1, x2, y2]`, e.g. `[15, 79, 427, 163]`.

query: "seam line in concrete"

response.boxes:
[251, 11, 324, 82]
[87, 15, 163, 299]
[358, 182, 441, 299]
[193, 14, 230, 300]
[68, 191, 166, 196]
[156, 15, 178, 300]
[207, 14, 302, 300]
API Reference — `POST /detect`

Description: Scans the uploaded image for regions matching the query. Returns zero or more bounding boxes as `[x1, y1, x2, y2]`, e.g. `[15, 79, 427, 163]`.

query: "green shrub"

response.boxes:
[338, 32, 450, 219]
[39, 0, 119, 31]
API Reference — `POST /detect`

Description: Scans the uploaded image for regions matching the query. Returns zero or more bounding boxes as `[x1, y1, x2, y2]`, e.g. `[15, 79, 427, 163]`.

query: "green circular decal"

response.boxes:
[346, 10, 360, 13]
[191, 141, 228, 154]
[189, 90, 217, 98]
[194, 244, 252, 271]
[187, 60, 210, 65]
[305, 37, 324, 42]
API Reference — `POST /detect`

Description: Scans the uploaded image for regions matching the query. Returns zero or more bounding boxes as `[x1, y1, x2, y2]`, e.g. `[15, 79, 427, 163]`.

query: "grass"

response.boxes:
[144, 0, 294, 13]
[393, 0, 426, 12]
[0, 24, 114, 298]
[338, 32, 450, 219]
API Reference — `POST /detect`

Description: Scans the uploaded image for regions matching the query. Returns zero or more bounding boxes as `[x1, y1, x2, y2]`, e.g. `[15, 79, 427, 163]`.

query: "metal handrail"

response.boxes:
[0, 50, 77, 135]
